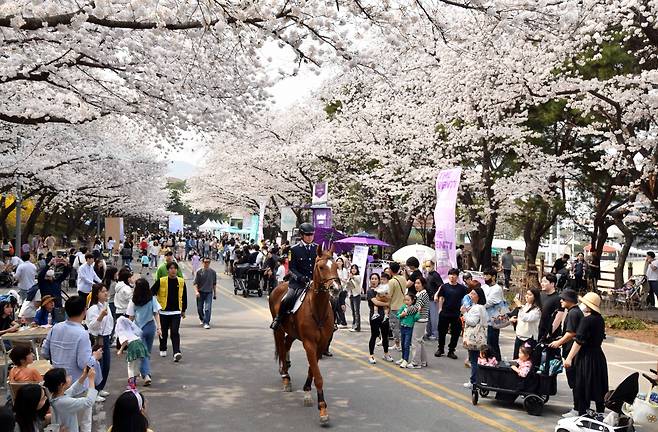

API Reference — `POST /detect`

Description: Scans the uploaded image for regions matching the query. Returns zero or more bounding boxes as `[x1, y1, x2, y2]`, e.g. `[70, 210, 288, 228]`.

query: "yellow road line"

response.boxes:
[215, 283, 527, 432]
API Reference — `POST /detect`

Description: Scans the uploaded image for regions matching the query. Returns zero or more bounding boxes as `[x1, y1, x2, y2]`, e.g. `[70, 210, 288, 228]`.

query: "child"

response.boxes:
[8, 345, 42, 382]
[109, 389, 152, 432]
[191, 250, 201, 277]
[477, 345, 499, 367]
[43, 367, 98, 432]
[371, 273, 390, 322]
[511, 345, 533, 378]
[140, 252, 150, 275]
[397, 294, 420, 369]
[116, 316, 149, 388]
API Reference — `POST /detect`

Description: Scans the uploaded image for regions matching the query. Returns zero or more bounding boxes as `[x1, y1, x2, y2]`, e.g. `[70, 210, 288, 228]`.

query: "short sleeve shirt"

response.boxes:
[561, 305, 584, 358]
[438, 283, 467, 318]
[126, 298, 162, 329]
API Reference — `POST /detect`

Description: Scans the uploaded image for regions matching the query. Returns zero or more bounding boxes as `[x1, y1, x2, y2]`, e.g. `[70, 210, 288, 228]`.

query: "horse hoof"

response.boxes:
[304, 396, 313, 407]
[283, 384, 292, 392]
[319, 415, 330, 425]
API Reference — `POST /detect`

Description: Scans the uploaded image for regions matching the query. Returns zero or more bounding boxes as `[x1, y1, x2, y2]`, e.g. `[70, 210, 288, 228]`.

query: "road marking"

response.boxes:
[215, 281, 531, 432]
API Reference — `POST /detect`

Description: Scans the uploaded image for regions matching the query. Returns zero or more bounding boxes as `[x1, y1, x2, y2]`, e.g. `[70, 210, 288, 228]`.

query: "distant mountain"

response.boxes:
[168, 160, 197, 179]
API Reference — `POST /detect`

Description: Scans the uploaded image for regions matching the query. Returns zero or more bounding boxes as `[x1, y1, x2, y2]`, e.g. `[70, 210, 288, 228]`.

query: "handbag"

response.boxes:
[490, 300, 511, 329]
[463, 324, 487, 350]
[626, 391, 658, 426]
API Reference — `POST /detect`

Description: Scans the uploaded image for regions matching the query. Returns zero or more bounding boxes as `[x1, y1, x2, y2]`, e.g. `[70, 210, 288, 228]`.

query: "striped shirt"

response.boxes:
[406, 289, 430, 322]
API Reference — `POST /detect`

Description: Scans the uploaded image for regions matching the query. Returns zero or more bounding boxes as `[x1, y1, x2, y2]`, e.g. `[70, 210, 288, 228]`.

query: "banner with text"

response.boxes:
[352, 245, 370, 296]
[433, 167, 462, 280]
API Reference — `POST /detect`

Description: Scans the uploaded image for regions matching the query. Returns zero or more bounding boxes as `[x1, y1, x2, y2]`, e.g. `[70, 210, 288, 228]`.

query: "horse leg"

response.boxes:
[284, 334, 295, 370]
[302, 341, 329, 425]
[303, 366, 314, 407]
[274, 329, 292, 392]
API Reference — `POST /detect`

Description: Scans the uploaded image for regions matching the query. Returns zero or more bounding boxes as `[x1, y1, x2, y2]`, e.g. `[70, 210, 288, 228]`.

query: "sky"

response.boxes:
[167, 42, 332, 179]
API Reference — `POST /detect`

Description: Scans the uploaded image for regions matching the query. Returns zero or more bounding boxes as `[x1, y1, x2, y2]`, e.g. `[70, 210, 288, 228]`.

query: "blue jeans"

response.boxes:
[487, 326, 501, 361]
[426, 300, 439, 338]
[97, 335, 111, 391]
[400, 326, 414, 361]
[196, 292, 213, 325]
[140, 320, 156, 377]
[468, 349, 479, 384]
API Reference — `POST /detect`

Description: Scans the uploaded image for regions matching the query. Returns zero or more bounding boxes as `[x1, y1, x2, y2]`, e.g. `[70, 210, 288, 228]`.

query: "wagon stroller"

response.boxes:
[472, 342, 562, 416]
[233, 263, 263, 297]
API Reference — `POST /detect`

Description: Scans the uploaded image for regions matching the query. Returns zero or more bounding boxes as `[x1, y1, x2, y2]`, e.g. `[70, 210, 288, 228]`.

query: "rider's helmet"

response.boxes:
[299, 223, 315, 236]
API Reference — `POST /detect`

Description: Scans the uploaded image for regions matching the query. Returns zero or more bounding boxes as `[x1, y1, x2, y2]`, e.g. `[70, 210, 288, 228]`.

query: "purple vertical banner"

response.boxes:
[312, 182, 328, 204]
[312, 207, 332, 228]
[433, 167, 462, 280]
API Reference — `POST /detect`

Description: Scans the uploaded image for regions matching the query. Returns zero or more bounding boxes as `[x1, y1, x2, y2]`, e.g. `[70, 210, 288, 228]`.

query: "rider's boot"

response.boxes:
[270, 314, 282, 330]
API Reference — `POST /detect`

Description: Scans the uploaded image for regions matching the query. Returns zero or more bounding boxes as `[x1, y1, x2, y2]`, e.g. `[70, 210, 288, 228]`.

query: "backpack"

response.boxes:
[72, 254, 83, 270]
[26, 283, 40, 301]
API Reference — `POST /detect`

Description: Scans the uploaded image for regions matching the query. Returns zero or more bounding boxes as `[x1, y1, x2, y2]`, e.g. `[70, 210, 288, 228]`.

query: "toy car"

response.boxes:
[555, 414, 634, 432]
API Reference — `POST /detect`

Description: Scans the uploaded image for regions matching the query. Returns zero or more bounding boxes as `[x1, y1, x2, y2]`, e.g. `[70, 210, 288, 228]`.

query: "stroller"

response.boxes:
[472, 342, 561, 416]
[607, 275, 648, 311]
[233, 263, 263, 298]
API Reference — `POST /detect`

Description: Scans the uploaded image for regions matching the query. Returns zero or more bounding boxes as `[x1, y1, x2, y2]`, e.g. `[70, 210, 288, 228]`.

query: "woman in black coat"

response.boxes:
[564, 292, 608, 415]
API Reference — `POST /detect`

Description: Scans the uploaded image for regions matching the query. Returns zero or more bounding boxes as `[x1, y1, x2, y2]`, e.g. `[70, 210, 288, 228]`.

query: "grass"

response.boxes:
[605, 315, 648, 331]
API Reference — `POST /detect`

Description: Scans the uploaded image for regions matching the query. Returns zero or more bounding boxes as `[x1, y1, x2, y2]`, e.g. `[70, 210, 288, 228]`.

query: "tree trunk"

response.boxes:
[24, 194, 49, 239]
[613, 214, 634, 288]
[468, 215, 497, 270]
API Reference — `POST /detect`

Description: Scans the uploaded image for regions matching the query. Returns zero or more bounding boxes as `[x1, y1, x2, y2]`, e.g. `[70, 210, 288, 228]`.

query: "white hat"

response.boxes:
[46, 269, 55, 278]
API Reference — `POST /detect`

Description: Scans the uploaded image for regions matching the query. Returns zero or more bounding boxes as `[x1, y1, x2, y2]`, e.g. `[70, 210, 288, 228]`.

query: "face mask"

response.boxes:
[578, 303, 588, 313]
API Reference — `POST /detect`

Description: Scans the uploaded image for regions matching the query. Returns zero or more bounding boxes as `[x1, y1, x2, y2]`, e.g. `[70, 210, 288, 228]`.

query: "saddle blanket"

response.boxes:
[292, 291, 307, 314]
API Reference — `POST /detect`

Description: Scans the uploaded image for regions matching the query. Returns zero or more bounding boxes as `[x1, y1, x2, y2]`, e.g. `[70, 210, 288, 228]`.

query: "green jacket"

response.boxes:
[155, 262, 184, 280]
[397, 305, 420, 328]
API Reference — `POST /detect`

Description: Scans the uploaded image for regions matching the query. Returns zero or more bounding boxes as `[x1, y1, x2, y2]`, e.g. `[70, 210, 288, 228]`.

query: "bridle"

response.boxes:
[312, 257, 341, 294]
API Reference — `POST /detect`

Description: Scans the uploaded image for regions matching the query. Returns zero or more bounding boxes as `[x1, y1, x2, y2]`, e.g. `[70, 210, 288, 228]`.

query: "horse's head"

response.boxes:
[313, 244, 341, 296]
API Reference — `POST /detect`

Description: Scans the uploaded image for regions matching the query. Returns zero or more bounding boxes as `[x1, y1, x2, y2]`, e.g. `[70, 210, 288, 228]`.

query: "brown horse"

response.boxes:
[269, 245, 340, 425]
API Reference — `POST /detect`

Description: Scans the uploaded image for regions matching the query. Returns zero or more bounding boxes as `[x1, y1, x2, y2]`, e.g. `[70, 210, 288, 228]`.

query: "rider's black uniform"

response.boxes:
[270, 241, 316, 329]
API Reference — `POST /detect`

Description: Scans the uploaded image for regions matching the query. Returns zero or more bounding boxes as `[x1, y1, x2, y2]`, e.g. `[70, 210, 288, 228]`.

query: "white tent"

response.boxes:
[198, 219, 214, 232]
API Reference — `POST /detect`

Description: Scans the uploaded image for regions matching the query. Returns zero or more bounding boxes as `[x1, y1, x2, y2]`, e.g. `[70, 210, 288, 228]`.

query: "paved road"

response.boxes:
[6, 260, 654, 431]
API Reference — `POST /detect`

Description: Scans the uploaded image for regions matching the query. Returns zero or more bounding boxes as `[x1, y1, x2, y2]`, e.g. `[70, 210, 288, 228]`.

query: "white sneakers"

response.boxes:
[173, 352, 182, 362]
[399, 360, 408, 368]
[562, 409, 578, 418]
[143, 375, 152, 386]
[368, 356, 377, 364]
[463, 382, 472, 389]
[96, 395, 106, 403]
[406, 362, 421, 369]
[99, 390, 110, 397]
[382, 354, 394, 362]
[159, 351, 167, 357]
[203, 324, 210, 329]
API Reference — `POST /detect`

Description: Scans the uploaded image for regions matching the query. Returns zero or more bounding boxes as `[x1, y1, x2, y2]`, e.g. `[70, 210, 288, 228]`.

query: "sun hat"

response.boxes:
[40, 295, 55, 306]
[579, 292, 601, 314]
[559, 289, 578, 304]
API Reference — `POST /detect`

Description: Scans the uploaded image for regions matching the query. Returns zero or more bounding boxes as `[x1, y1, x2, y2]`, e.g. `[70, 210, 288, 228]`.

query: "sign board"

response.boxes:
[312, 182, 329, 205]
[168, 214, 184, 234]
[280, 207, 296, 232]
[104, 217, 124, 250]
[352, 245, 370, 296]
[312, 207, 332, 228]
[433, 167, 462, 280]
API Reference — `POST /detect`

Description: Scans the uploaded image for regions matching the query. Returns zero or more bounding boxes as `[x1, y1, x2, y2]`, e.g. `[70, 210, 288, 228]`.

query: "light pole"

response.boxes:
[15, 137, 23, 252]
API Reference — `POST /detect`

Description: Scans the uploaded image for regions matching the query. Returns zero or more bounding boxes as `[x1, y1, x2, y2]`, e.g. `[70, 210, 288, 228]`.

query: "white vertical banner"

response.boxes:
[433, 167, 462, 280]
[257, 198, 268, 242]
[280, 207, 296, 232]
[168, 214, 184, 233]
[352, 245, 370, 295]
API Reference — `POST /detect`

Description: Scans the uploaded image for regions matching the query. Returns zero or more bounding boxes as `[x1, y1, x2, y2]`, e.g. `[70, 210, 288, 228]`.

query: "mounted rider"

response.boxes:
[270, 222, 317, 330]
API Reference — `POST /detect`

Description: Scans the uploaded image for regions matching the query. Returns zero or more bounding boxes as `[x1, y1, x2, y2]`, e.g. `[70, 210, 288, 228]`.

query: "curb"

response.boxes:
[605, 335, 658, 353]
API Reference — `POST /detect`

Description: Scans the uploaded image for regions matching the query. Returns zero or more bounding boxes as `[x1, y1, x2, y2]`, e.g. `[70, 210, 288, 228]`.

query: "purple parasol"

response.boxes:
[335, 236, 390, 247]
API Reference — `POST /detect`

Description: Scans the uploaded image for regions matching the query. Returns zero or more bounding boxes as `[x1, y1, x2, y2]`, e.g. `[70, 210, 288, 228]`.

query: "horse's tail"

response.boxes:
[274, 331, 279, 362]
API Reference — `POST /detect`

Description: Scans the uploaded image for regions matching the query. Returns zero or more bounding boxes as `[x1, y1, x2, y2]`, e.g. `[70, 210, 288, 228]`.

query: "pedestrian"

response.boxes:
[436, 268, 467, 360]
[121, 241, 133, 270]
[154, 251, 183, 280]
[387, 261, 406, 352]
[462, 285, 487, 389]
[401, 276, 430, 369]
[149, 240, 160, 269]
[86, 283, 114, 401]
[33, 295, 56, 326]
[366, 273, 393, 364]
[13, 384, 49, 432]
[646, 252, 658, 308]
[572, 252, 588, 295]
[44, 234, 56, 252]
[194, 257, 217, 329]
[43, 367, 98, 432]
[152, 262, 187, 362]
[548, 288, 583, 418]
[38, 256, 70, 307]
[127, 278, 162, 386]
[41, 295, 103, 432]
[15, 252, 37, 302]
[8, 345, 42, 383]
[423, 260, 443, 341]
[103, 266, 119, 320]
[0, 299, 19, 342]
[109, 390, 151, 432]
[116, 316, 150, 388]
[347, 264, 362, 332]
[587, 251, 600, 291]
[139, 252, 150, 275]
[509, 288, 541, 359]
[500, 246, 514, 289]
[539, 273, 562, 341]
[76, 253, 101, 301]
[482, 268, 504, 361]
[114, 267, 135, 319]
[397, 293, 419, 368]
[564, 292, 608, 416]
[404, 257, 422, 295]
